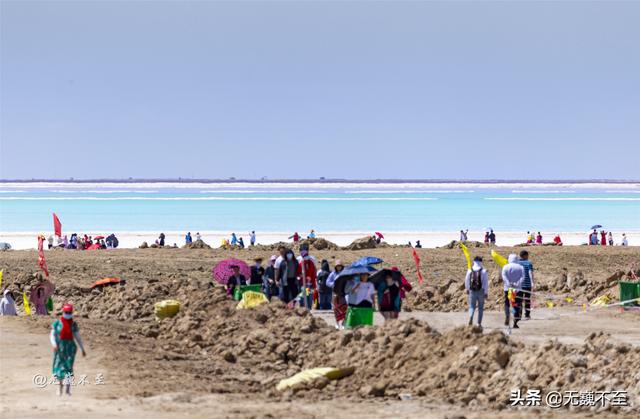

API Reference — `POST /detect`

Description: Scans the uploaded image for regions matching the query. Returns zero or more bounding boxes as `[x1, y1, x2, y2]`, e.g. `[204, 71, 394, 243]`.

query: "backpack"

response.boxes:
[470, 270, 483, 291]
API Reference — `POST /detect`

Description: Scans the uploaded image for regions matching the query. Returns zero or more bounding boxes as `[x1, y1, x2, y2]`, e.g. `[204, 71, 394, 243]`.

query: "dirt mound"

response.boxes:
[55, 276, 638, 413]
[439, 240, 486, 249]
[344, 236, 380, 250]
[139, 242, 149, 249]
[183, 239, 211, 249]
[299, 237, 339, 251]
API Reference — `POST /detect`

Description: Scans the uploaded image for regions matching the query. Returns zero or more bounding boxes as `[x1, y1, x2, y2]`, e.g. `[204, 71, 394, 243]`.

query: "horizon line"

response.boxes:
[1, 178, 639, 184]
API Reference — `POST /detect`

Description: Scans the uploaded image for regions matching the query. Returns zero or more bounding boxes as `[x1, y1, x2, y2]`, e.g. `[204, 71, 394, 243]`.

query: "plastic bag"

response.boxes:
[276, 367, 355, 391]
[154, 300, 180, 320]
[236, 291, 268, 310]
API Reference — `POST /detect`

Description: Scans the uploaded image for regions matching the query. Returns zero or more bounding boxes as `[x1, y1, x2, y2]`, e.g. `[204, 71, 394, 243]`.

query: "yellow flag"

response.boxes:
[23, 292, 32, 316]
[459, 242, 472, 269]
[490, 250, 508, 268]
[0, 269, 3, 289]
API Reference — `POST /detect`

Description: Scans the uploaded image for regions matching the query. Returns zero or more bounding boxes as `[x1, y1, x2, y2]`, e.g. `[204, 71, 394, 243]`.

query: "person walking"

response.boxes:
[316, 260, 332, 310]
[326, 260, 346, 328]
[502, 254, 524, 328]
[464, 256, 489, 327]
[518, 250, 535, 320]
[50, 304, 86, 396]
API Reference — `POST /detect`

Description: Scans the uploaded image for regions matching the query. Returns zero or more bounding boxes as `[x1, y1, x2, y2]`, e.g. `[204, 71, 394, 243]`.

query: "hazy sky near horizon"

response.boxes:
[1, 1, 639, 180]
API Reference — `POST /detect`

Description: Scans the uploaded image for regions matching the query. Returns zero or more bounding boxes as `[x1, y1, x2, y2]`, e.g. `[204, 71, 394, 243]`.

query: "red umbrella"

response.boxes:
[375, 232, 384, 239]
[94, 236, 105, 240]
[212, 258, 250, 285]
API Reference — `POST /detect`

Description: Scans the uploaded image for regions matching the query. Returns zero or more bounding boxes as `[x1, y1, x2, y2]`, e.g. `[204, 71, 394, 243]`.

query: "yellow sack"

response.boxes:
[545, 300, 555, 308]
[0, 269, 3, 289]
[23, 291, 32, 316]
[154, 300, 180, 320]
[490, 250, 508, 268]
[460, 242, 472, 269]
[590, 295, 610, 306]
[276, 367, 355, 391]
[236, 291, 268, 310]
[564, 297, 574, 303]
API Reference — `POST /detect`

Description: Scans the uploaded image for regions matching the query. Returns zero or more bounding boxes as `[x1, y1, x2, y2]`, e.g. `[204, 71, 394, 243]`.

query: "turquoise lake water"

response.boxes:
[0, 183, 638, 233]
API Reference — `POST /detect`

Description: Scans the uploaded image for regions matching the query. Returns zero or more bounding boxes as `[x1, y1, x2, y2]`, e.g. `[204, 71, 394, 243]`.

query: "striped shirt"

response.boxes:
[518, 260, 534, 288]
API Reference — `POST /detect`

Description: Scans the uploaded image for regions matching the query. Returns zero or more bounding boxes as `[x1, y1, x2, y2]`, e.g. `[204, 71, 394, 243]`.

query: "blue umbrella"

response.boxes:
[352, 256, 383, 267]
[591, 224, 602, 230]
[333, 264, 378, 296]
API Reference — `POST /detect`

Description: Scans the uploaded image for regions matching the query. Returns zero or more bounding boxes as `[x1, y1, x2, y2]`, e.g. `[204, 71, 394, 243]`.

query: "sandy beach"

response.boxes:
[1, 245, 639, 417]
[2, 230, 638, 250]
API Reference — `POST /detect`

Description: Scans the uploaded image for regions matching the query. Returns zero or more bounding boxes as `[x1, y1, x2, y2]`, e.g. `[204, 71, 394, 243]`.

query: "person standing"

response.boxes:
[608, 232, 614, 246]
[195, 232, 201, 241]
[464, 256, 489, 327]
[297, 249, 317, 309]
[47, 235, 54, 249]
[316, 260, 332, 310]
[278, 249, 299, 303]
[0, 290, 17, 316]
[250, 258, 264, 285]
[460, 229, 468, 241]
[621, 233, 628, 246]
[238, 237, 245, 249]
[326, 260, 346, 328]
[185, 232, 192, 245]
[600, 230, 607, 246]
[262, 255, 279, 300]
[484, 232, 490, 244]
[345, 273, 376, 308]
[250, 231, 256, 246]
[230, 233, 238, 246]
[378, 274, 401, 321]
[502, 254, 524, 328]
[289, 232, 300, 243]
[535, 232, 542, 245]
[226, 265, 247, 297]
[489, 230, 496, 245]
[518, 250, 534, 320]
[50, 304, 86, 396]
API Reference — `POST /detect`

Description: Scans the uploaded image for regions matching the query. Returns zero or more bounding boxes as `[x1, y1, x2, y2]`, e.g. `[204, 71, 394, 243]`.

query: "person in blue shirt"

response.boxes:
[185, 232, 192, 245]
[518, 250, 534, 319]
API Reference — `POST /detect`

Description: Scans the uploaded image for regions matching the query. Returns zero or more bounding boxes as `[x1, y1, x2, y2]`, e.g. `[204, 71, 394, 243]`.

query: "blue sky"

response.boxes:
[1, 1, 639, 180]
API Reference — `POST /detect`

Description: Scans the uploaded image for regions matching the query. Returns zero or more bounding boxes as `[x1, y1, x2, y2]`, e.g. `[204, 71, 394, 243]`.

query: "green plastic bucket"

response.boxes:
[344, 306, 374, 328]
[619, 281, 640, 307]
[233, 284, 263, 301]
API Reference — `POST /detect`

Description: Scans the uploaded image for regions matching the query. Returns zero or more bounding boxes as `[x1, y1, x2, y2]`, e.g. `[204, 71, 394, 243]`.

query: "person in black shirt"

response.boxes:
[250, 258, 265, 285]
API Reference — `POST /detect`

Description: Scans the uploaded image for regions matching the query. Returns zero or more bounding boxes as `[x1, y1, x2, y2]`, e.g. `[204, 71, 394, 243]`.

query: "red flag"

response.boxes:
[53, 213, 62, 237]
[37, 235, 49, 277]
[412, 248, 424, 284]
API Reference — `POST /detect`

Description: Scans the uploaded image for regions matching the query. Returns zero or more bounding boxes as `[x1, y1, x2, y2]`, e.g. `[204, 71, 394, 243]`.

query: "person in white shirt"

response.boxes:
[345, 273, 375, 308]
[501, 254, 524, 328]
[621, 233, 628, 246]
[465, 256, 489, 327]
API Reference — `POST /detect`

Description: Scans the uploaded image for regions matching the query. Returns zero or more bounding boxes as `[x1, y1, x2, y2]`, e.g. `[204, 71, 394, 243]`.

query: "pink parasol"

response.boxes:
[375, 232, 384, 239]
[212, 258, 250, 285]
